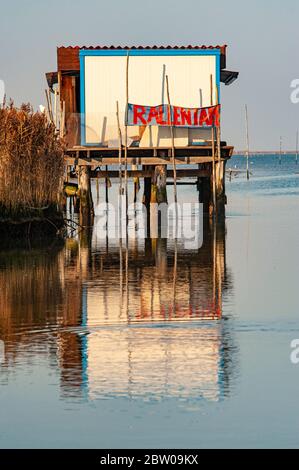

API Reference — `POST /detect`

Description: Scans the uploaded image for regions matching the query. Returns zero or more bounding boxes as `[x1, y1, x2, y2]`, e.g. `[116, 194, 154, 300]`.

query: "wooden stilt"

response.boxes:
[143, 166, 152, 237]
[151, 165, 168, 205]
[96, 173, 99, 205]
[133, 169, 140, 204]
[150, 165, 168, 238]
[78, 166, 94, 227]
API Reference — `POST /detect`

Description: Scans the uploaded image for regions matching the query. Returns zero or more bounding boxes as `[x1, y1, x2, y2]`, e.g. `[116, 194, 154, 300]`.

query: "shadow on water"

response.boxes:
[0, 220, 239, 403]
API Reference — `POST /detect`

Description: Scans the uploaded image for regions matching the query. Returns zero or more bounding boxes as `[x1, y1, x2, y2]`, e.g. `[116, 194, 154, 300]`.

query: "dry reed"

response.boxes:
[0, 101, 64, 221]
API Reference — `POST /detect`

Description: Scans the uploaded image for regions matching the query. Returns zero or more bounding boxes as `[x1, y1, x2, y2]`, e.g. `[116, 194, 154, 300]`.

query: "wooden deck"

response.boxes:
[65, 144, 234, 167]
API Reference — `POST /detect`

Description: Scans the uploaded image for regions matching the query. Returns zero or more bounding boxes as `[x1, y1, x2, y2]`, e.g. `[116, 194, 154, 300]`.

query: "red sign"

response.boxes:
[127, 103, 220, 127]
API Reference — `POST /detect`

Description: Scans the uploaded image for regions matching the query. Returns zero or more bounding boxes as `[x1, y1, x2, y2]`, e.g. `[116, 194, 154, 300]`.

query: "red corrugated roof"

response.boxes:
[57, 46, 227, 72]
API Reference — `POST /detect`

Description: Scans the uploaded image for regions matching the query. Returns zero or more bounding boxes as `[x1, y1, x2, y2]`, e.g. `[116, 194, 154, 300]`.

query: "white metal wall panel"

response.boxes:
[84, 55, 217, 146]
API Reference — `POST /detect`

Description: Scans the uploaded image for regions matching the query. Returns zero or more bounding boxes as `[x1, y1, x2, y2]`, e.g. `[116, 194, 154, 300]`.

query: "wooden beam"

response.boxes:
[87, 169, 211, 178]
[65, 156, 227, 166]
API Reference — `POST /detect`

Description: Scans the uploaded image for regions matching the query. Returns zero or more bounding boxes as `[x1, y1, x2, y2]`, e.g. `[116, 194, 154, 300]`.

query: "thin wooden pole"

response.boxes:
[105, 165, 109, 204]
[54, 89, 58, 131]
[125, 52, 130, 229]
[172, 238, 178, 316]
[296, 130, 298, 164]
[245, 104, 250, 180]
[165, 75, 178, 232]
[96, 173, 99, 204]
[45, 89, 54, 123]
[116, 101, 123, 194]
[60, 100, 65, 139]
[210, 75, 217, 216]
[279, 136, 282, 165]
[216, 84, 221, 165]
[116, 100, 123, 238]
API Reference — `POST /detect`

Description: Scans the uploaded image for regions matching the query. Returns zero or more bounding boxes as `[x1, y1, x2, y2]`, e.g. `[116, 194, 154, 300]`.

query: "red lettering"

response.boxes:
[199, 108, 213, 126]
[181, 108, 192, 126]
[147, 106, 159, 124]
[133, 105, 146, 125]
[173, 106, 181, 126]
[156, 105, 167, 125]
[214, 105, 220, 127]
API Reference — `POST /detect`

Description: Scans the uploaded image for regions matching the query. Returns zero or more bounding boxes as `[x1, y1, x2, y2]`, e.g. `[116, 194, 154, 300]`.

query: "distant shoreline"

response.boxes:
[233, 151, 298, 155]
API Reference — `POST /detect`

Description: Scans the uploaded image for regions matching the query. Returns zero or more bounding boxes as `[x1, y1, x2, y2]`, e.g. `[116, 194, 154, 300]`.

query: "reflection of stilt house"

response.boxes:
[0, 224, 237, 401]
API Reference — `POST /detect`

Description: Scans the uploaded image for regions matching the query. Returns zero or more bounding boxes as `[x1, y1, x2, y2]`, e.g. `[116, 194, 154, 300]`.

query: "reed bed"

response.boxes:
[0, 102, 64, 225]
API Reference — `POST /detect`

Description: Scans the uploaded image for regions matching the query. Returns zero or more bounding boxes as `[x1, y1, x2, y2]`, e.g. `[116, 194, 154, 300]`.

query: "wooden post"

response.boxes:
[105, 165, 109, 204]
[215, 83, 225, 216]
[78, 166, 94, 227]
[279, 136, 282, 165]
[210, 74, 217, 218]
[116, 101, 123, 195]
[245, 104, 250, 180]
[54, 89, 58, 131]
[96, 172, 100, 205]
[150, 165, 168, 238]
[165, 76, 178, 208]
[151, 165, 168, 205]
[143, 166, 152, 237]
[201, 175, 211, 216]
[116, 100, 123, 239]
[60, 100, 65, 139]
[124, 52, 130, 228]
[216, 84, 221, 165]
[45, 89, 54, 124]
[133, 172, 140, 204]
[296, 130, 298, 164]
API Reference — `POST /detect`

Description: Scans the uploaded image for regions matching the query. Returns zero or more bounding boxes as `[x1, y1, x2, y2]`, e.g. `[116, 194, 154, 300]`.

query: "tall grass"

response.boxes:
[0, 102, 64, 220]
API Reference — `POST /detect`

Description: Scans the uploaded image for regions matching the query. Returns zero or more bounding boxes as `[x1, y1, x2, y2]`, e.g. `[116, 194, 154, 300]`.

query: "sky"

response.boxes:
[1, 0, 299, 150]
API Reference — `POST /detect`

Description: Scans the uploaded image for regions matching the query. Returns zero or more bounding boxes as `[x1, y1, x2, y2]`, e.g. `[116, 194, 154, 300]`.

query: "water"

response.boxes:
[0, 154, 299, 449]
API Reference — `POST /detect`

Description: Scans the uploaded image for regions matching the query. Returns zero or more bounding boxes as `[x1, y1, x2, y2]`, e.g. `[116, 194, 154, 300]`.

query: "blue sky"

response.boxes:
[1, 0, 299, 150]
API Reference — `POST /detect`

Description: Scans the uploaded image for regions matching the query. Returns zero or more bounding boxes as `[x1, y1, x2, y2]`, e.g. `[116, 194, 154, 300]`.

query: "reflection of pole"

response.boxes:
[172, 238, 178, 317]
[125, 242, 129, 321]
[119, 237, 123, 320]
[216, 224, 223, 318]
[245, 105, 250, 180]
[212, 220, 217, 317]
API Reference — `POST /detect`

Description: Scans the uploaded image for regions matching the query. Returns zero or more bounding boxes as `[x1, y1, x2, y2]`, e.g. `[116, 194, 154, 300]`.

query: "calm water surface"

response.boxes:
[0, 155, 299, 448]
